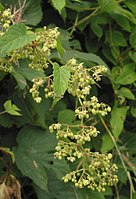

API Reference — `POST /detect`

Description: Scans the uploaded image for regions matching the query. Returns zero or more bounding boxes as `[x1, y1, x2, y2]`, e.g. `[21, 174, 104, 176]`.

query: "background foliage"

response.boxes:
[0, 0, 136, 198]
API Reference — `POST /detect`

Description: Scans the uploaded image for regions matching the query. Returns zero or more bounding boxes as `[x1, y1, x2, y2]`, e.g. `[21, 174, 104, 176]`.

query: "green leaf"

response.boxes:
[111, 31, 127, 47]
[116, 64, 136, 85]
[0, 23, 35, 54]
[4, 100, 22, 116]
[119, 87, 135, 100]
[130, 27, 136, 49]
[22, 0, 43, 26]
[57, 39, 65, 57]
[125, 0, 136, 15]
[0, 114, 14, 128]
[53, 63, 70, 105]
[58, 109, 75, 124]
[26, 95, 50, 129]
[15, 60, 45, 81]
[51, 0, 66, 14]
[12, 69, 27, 90]
[98, 0, 136, 23]
[122, 132, 136, 155]
[0, 3, 4, 11]
[62, 50, 107, 66]
[110, 106, 129, 138]
[14, 126, 69, 191]
[111, 14, 131, 32]
[101, 133, 114, 153]
[34, 173, 77, 199]
[131, 107, 136, 118]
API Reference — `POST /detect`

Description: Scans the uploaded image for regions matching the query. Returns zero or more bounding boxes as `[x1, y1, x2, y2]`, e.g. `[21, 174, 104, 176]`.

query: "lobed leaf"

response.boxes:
[14, 126, 69, 191]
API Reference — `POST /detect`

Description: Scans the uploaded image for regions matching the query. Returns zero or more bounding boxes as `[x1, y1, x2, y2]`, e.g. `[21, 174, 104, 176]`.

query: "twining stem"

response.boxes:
[99, 115, 135, 199]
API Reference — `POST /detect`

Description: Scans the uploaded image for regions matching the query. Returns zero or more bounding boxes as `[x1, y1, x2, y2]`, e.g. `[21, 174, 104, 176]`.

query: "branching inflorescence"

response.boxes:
[0, 7, 118, 192]
[49, 59, 118, 191]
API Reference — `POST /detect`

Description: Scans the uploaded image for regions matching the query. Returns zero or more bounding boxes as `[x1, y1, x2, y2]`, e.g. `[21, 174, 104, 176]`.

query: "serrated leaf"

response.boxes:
[119, 87, 135, 100]
[14, 126, 69, 191]
[51, 0, 66, 14]
[0, 23, 35, 54]
[110, 106, 129, 138]
[4, 100, 22, 116]
[53, 63, 70, 105]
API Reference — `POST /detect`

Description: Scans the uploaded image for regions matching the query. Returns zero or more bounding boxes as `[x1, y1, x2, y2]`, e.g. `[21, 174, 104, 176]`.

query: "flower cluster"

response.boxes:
[67, 59, 94, 99]
[62, 151, 118, 191]
[0, 8, 12, 34]
[8, 26, 60, 71]
[29, 77, 46, 103]
[49, 59, 118, 191]
[91, 65, 108, 81]
[28, 27, 60, 70]
[0, 58, 13, 73]
[55, 140, 82, 162]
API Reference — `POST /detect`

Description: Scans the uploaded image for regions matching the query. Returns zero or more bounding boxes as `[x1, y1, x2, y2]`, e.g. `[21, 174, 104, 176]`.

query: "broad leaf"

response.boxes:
[14, 126, 69, 191]
[110, 106, 129, 138]
[53, 63, 70, 105]
[0, 23, 35, 54]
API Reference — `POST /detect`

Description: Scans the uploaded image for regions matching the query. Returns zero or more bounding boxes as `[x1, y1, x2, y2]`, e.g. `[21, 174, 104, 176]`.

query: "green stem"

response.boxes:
[0, 111, 6, 115]
[68, 7, 100, 31]
[99, 116, 135, 198]
[70, 13, 79, 36]
[66, 5, 98, 11]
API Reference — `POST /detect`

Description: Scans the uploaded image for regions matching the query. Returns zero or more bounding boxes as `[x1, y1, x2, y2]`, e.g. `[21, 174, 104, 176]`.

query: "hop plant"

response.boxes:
[49, 59, 118, 191]
[0, 9, 118, 192]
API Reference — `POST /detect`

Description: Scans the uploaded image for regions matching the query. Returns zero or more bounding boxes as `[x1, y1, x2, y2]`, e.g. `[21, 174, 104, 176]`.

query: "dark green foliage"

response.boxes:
[0, 0, 136, 198]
